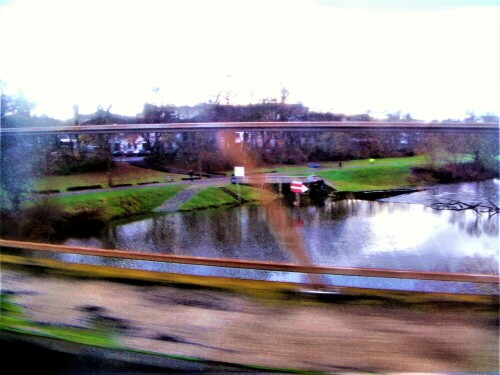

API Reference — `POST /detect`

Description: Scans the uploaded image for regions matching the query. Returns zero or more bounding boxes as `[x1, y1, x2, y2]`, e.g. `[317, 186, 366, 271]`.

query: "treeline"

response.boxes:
[79, 102, 369, 125]
[78, 102, 499, 125]
[2, 92, 499, 128]
[144, 129, 499, 173]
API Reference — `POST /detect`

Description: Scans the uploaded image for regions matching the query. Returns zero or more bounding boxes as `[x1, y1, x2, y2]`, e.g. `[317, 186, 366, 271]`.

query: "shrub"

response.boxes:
[137, 181, 159, 185]
[67, 185, 102, 192]
[110, 183, 133, 188]
[6, 199, 69, 241]
[48, 153, 114, 176]
[31, 189, 61, 194]
[411, 162, 499, 183]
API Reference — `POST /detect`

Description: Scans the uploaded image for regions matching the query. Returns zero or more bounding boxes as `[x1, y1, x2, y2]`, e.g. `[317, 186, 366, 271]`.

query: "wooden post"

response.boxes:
[294, 192, 300, 206]
[237, 182, 241, 205]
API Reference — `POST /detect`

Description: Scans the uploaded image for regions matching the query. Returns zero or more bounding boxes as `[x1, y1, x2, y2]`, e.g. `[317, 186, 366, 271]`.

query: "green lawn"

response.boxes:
[317, 164, 415, 191]
[51, 185, 186, 221]
[322, 155, 428, 168]
[228, 155, 428, 176]
[221, 156, 428, 191]
[179, 185, 279, 211]
[36, 163, 186, 192]
[0, 293, 116, 348]
[179, 187, 237, 211]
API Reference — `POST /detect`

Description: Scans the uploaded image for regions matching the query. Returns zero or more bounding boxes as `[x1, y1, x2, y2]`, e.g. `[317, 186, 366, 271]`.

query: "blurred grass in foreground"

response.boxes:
[0, 293, 116, 348]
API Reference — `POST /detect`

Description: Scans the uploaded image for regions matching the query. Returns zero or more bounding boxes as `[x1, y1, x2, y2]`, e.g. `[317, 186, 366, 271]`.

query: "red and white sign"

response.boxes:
[290, 181, 308, 193]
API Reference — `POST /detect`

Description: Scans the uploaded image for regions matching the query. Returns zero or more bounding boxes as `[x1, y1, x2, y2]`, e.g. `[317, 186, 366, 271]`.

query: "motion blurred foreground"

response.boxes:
[1, 259, 498, 373]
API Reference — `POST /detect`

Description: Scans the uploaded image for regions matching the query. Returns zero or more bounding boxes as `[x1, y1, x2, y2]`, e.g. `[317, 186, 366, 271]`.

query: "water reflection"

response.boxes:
[299, 199, 498, 274]
[65, 196, 499, 276]
[83, 206, 291, 262]
[381, 179, 500, 205]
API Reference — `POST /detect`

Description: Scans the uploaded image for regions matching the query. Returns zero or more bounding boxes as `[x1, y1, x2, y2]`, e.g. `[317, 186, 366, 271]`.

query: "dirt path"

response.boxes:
[1, 267, 498, 373]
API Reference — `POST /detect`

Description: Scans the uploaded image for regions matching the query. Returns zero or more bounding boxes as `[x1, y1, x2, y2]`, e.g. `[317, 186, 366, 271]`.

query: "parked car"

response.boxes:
[134, 149, 151, 156]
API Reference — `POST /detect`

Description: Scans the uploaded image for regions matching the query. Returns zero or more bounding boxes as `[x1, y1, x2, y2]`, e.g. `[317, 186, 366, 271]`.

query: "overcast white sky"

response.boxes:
[0, 0, 499, 120]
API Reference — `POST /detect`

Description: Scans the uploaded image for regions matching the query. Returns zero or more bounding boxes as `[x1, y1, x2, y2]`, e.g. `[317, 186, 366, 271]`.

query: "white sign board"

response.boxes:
[234, 166, 245, 177]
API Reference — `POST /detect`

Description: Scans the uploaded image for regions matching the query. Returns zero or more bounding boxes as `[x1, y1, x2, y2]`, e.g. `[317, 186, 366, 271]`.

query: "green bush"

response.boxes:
[49, 154, 114, 176]
[67, 185, 103, 191]
[1, 199, 69, 241]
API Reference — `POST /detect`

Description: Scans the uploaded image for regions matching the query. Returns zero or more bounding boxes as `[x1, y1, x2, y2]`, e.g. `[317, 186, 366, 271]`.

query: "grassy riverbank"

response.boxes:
[6, 154, 494, 236]
[179, 185, 277, 211]
[2, 184, 204, 240]
[29, 184, 274, 222]
[317, 164, 416, 191]
[51, 185, 186, 221]
[224, 184, 277, 202]
[178, 187, 237, 211]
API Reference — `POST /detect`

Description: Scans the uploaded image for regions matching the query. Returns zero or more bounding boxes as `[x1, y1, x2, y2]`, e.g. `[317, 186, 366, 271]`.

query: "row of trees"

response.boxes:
[74, 102, 499, 126]
[3, 92, 498, 128]
[143, 129, 498, 175]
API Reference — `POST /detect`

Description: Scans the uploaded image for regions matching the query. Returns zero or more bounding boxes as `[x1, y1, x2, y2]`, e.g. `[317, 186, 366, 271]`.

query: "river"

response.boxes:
[61, 180, 499, 294]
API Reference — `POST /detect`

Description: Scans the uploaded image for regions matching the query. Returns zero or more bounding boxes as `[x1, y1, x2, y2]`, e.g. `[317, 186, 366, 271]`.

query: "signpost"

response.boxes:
[234, 167, 245, 205]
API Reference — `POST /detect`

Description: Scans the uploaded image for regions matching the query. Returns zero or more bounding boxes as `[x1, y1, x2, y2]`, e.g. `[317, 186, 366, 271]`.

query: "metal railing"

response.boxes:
[1, 239, 498, 284]
[1, 121, 498, 135]
[238, 175, 321, 184]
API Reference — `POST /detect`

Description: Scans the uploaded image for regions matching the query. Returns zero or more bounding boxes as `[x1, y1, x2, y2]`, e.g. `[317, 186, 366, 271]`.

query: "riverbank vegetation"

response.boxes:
[178, 185, 277, 211]
[1, 150, 498, 241]
[178, 187, 238, 211]
[0, 184, 279, 240]
[318, 164, 415, 191]
[51, 185, 186, 221]
[247, 154, 498, 191]
[224, 184, 278, 203]
[0, 185, 186, 241]
[33, 154, 497, 195]
[317, 159, 498, 192]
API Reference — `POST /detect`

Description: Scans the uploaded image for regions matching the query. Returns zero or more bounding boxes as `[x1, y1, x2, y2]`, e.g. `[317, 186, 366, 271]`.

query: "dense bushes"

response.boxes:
[412, 162, 499, 184]
[67, 185, 102, 191]
[46, 153, 114, 176]
[31, 189, 61, 194]
[0, 200, 69, 241]
[110, 183, 133, 188]
[137, 181, 159, 185]
[0, 198, 106, 241]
